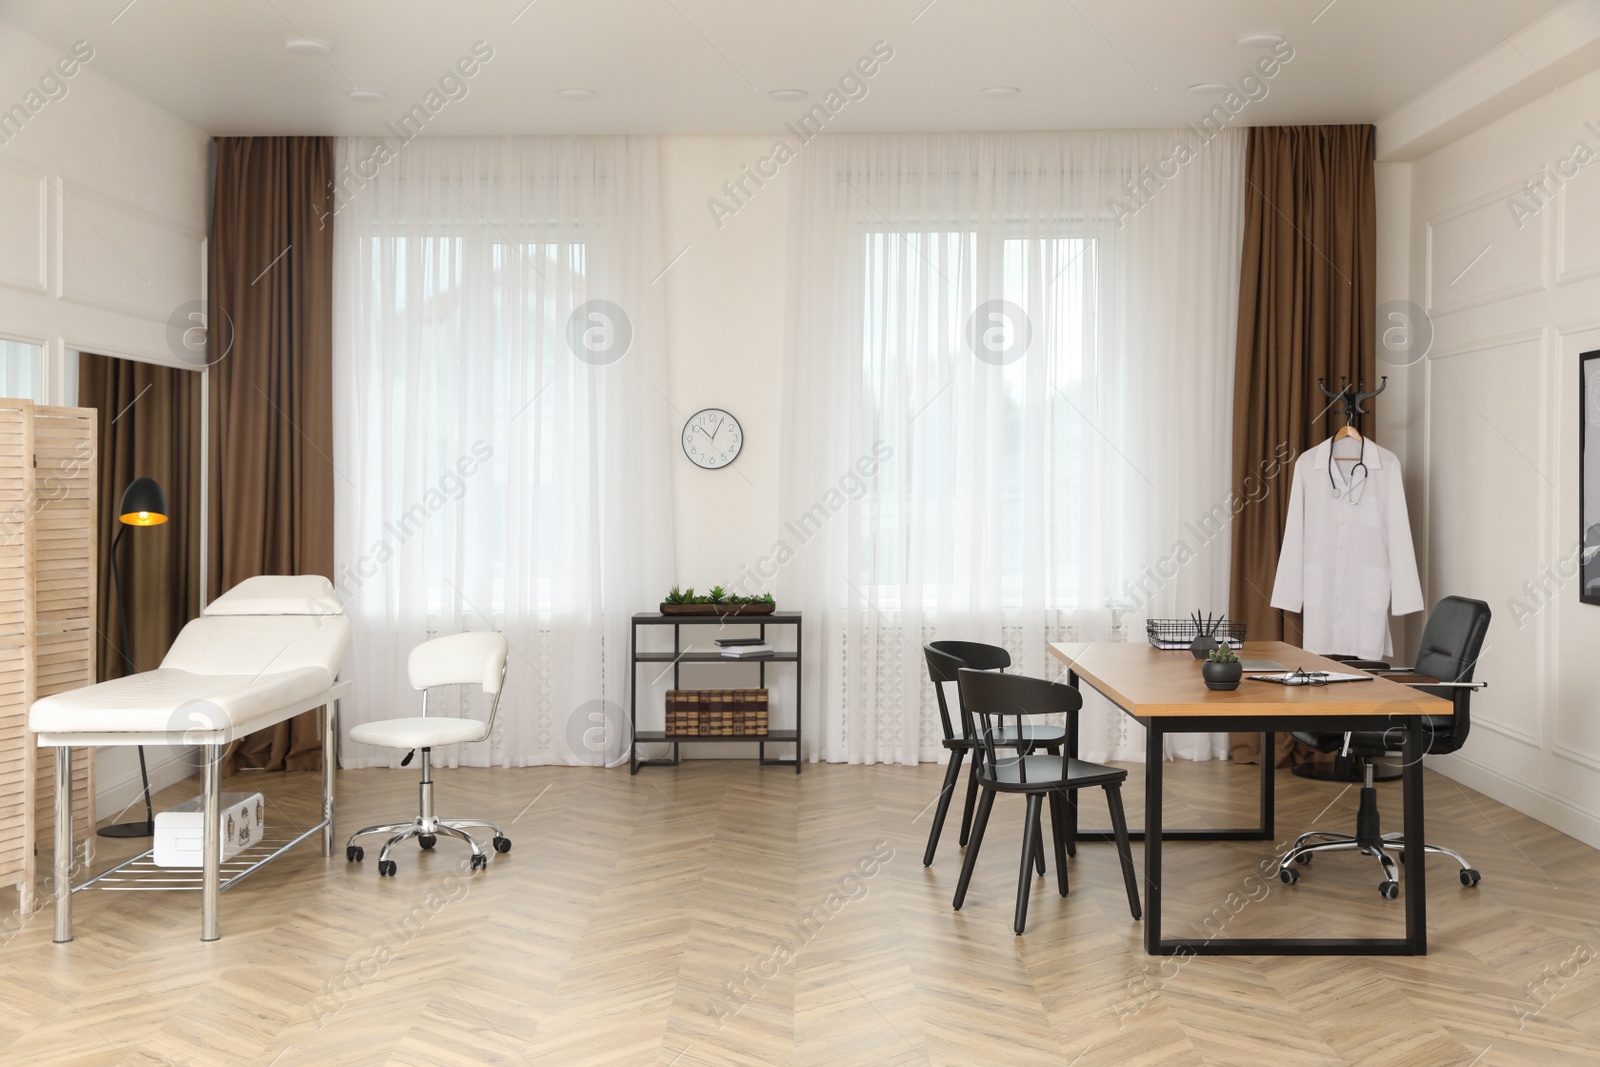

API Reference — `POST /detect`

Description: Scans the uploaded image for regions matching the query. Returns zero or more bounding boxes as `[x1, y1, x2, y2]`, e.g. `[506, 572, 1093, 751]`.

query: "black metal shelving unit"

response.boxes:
[629, 611, 802, 774]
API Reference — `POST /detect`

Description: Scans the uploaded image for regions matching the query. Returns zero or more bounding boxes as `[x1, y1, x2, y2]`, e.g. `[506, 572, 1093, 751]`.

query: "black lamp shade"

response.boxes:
[118, 477, 168, 527]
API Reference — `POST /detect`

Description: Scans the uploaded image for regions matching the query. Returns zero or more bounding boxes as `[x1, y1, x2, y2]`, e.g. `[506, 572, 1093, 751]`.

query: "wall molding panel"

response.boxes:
[0, 157, 48, 295]
[1425, 182, 1547, 316]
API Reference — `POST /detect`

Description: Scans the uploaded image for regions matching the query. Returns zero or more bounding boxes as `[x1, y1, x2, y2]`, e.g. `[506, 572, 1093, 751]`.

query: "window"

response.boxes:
[857, 230, 1110, 609]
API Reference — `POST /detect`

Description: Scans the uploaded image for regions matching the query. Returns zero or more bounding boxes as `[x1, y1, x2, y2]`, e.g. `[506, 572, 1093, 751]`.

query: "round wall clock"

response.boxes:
[681, 408, 743, 469]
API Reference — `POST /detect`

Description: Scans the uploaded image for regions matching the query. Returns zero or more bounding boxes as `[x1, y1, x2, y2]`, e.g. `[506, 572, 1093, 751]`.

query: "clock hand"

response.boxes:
[711, 418, 722, 440]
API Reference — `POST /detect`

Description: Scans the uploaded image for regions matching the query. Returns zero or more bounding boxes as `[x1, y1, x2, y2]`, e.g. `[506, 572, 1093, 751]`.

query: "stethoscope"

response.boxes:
[1328, 436, 1369, 504]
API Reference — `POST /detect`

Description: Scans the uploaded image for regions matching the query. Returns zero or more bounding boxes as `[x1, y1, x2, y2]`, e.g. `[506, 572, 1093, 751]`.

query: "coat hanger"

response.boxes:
[1318, 376, 1386, 462]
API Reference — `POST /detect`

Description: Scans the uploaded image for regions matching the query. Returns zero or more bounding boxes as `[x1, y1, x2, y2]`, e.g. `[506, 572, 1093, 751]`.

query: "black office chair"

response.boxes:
[952, 668, 1141, 935]
[1277, 596, 1491, 898]
[921, 642, 1067, 868]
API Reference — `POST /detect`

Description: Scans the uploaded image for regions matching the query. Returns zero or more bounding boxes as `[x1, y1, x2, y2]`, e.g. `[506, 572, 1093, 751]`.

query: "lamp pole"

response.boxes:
[97, 477, 167, 839]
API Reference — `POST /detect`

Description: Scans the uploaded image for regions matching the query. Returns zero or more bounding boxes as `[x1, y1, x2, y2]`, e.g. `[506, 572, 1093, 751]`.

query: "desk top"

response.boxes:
[1048, 641, 1451, 720]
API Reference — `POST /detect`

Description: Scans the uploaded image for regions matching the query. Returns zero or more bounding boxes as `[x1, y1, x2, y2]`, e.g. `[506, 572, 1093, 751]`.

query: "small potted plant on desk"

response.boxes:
[1202, 645, 1243, 691]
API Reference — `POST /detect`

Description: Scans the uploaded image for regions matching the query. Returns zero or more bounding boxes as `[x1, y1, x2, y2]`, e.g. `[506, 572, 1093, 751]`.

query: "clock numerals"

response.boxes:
[682, 408, 742, 470]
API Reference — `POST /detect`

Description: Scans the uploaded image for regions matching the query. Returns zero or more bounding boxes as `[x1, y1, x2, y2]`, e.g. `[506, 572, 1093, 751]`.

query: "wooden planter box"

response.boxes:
[659, 602, 776, 616]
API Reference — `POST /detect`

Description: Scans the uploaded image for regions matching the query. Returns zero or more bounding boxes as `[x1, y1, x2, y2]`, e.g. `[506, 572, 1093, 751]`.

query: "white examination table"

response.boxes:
[28, 575, 352, 942]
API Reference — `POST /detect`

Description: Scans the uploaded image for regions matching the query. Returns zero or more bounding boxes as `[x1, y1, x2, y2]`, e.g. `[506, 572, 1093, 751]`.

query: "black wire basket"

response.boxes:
[1146, 619, 1247, 650]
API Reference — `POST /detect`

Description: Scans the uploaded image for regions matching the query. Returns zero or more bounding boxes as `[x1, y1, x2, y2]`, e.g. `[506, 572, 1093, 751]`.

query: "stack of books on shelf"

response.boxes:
[716, 637, 775, 659]
[664, 688, 769, 736]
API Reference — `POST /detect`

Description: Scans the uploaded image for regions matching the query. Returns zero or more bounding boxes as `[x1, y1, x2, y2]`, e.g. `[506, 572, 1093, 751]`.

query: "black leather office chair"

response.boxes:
[1277, 595, 1491, 898]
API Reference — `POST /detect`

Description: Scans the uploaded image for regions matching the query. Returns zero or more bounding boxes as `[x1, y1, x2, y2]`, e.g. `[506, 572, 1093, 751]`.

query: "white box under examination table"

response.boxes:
[155, 792, 264, 867]
[29, 574, 353, 942]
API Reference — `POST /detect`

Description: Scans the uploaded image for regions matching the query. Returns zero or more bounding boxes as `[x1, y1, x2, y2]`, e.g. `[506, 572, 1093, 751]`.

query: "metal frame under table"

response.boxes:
[1049, 641, 1448, 957]
[38, 680, 350, 943]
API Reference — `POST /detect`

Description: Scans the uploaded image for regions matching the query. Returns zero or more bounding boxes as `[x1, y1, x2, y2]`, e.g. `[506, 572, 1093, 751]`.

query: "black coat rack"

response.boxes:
[1317, 375, 1387, 434]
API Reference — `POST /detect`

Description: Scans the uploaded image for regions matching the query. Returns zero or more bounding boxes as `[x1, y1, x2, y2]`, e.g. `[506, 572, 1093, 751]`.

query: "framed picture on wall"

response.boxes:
[1582, 350, 1600, 606]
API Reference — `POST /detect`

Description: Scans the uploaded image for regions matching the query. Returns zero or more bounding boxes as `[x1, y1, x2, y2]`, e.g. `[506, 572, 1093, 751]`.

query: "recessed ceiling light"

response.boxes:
[555, 89, 597, 101]
[768, 88, 808, 101]
[346, 89, 388, 103]
[978, 86, 1021, 99]
[1187, 82, 1231, 94]
[1236, 33, 1285, 48]
[284, 38, 332, 56]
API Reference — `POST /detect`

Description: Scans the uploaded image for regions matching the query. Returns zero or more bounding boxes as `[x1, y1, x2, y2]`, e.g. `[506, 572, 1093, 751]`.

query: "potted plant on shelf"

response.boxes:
[1202, 645, 1243, 691]
[659, 586, 777, 616]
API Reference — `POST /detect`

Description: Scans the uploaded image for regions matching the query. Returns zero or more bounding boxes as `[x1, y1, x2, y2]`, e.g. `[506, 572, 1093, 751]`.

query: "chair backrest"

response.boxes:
[1412, 595, 1491, 753]
[409, 632, 510, 741]
[956, 668, 1080, 781]
[924, 640, 1011, 742]
[409, 632, 510, 693]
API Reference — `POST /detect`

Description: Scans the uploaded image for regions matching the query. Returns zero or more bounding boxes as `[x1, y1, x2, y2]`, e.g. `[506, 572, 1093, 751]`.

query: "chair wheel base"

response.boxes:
[470, 854, 488, 871]
[1461, 867, 1481, 887]
[346, 845, 363, 862]
[378, 860, 397, 877]
[493, 836, 511, 854]
[1280, 866, 1300, 885]
[419, 834, 436, 850]
[1294, 852, 1312, 865]
[1379, 880, 1400, 899]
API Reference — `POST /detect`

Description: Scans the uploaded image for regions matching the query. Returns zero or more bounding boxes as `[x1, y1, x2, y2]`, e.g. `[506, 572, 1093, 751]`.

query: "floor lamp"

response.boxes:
[97, 476, 168, 839]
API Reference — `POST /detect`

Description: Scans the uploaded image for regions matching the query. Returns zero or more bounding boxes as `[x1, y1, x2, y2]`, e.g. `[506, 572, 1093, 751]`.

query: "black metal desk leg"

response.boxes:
[1260, 731, 1275, 839]
[1403, 715, 1427, 954]
[1144, 718, 1163, 955]
[1066, 670, 1080, 844]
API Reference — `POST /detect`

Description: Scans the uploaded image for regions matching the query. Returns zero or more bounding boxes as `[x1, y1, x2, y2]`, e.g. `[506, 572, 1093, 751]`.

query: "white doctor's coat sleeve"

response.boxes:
[1270, 455, 1306, 612]
[1386, 460, 1424, 616]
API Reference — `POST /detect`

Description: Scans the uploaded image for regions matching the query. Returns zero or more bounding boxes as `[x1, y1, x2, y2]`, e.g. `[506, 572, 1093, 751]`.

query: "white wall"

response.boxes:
[1380, 59, 1600, 847]
[659, 136, 789, 590]
[654, 137, 792, 758]
[0, 19, 210, 818]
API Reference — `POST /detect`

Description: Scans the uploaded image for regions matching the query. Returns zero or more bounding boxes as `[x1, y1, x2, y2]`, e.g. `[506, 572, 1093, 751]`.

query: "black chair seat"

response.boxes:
[944, 723, 1068, 750]
[1291, 719, 1459, 757]
[979, 754, 1126, 792]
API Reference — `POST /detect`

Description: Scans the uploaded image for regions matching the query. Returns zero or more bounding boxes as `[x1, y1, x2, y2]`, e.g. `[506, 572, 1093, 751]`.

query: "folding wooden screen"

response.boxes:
[28, 406, 98, 862]
[0, 399, 34, 906]
[0, 399, 97, 911]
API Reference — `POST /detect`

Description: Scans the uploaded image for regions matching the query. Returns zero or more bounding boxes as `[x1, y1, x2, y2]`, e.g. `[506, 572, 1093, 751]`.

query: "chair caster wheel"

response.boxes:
[470, 854, 488, 871]
[1379, 880, 1400, 899]
[1280, 866, 1299, 885]
[493, 836, 511, 854]
[1294, 852, 1312, 865]
[418, 834, 436, 850]
[1461, 868, 1481, 887]
[378, 860, 397, 877]
[346, 845, 363, 862]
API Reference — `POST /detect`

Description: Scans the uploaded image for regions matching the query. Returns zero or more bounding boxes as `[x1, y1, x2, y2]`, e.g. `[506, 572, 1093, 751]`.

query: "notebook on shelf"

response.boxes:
[721, 644, 775, 658]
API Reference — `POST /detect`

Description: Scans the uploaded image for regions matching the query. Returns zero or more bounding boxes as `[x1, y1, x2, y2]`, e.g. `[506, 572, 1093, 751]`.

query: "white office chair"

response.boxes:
[346, 632, 512, 876]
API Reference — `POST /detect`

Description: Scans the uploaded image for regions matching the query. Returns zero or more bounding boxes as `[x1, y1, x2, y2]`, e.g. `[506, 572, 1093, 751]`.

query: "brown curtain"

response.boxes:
[1228, 125, 1377, 765]
[209, 136, 336, 772]
[77, 356, 202, 681]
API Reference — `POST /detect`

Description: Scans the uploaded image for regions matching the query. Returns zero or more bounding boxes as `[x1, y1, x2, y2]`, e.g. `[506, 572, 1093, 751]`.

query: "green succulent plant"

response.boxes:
[1207, 645, 1238, 664]
[664, 585, 686, 605]
[707, 585, 728, 603]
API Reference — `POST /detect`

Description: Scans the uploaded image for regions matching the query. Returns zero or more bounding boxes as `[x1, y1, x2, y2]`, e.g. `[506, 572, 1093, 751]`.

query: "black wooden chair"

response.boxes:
[921, 641, 1067, 868]
[952, 668, 1141, 935]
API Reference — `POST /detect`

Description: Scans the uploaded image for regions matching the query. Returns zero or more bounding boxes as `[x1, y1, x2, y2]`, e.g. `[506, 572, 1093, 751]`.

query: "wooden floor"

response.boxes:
[2, 758, 1599, 1066]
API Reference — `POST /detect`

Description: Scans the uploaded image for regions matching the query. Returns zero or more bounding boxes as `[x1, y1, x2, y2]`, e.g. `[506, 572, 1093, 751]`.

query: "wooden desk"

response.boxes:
[1048, 640, 1451, 957]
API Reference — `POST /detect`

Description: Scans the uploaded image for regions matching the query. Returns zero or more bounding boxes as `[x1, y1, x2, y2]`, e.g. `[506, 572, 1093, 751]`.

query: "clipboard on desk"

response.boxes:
[1248, 670, 1375, 686]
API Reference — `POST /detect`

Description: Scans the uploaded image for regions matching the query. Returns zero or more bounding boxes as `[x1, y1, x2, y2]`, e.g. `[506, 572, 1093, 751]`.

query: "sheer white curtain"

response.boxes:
[778, 131, 1245, 765]
[332, 136, 672, 768]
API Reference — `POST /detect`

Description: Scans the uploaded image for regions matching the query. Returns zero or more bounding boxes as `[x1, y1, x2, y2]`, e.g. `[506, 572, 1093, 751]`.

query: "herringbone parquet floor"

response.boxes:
[1, 758, 1598, 1066]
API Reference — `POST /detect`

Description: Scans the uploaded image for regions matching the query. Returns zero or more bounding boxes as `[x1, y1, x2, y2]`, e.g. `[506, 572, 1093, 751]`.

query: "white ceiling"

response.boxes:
[0, 0, 1571, 135]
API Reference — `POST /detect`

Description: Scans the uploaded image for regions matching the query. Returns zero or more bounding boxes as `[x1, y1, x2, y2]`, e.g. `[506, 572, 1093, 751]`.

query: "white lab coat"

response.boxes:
[1270, 437, 1423, 659]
